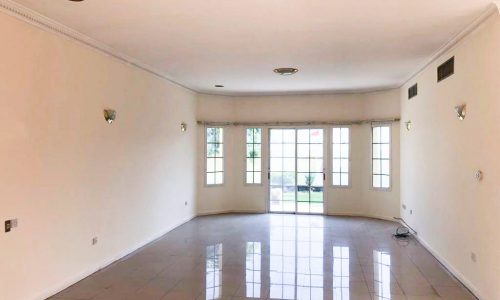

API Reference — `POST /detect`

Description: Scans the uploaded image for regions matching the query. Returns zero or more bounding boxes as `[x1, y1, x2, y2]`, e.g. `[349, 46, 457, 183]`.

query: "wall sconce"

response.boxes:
[405, 120, 413, 131]
[103, 109, 117, 124]
[455, 104, 466, 120]
[180, 122, 187, 132]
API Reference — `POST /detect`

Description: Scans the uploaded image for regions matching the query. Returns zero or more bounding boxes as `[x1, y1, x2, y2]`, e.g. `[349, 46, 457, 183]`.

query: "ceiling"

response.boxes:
[10, 0, 494, 95]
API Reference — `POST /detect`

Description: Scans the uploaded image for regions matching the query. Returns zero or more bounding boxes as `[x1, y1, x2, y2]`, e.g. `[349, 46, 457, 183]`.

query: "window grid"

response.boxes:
[206, 127, 224, 185]
[332, 127, 350, 187]
[333, 246, 350, 300]
[245, 242, 262, 298]
[246, 128, 262, 184]
[206, 244, 223, 300]
[372, 125, 391, 189]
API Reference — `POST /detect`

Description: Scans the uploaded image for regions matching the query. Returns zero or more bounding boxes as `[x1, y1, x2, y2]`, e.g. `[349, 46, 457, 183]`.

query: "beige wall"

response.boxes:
[0, 12, 197, 300]
[196, 91, 401, 219]
[400, 13, 500, 300]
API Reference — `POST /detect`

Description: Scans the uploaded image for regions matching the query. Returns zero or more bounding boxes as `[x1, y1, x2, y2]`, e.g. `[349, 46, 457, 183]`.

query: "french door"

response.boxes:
[268, 128, 325, 214]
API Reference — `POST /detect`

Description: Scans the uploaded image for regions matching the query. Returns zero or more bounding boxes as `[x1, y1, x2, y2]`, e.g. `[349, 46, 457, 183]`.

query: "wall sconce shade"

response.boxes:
[104, 109, 116, 124]
[181, 122, 187, 132]
[455, 104, 466, 120]
[405, 120, 412, 131]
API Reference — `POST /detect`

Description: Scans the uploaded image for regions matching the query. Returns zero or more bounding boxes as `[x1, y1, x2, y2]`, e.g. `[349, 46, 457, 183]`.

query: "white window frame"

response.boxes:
[205, 127, 225, 186]
[371, 123, 392, 191]
[331, 126, 351, 188]
[245, 127, 263, 185]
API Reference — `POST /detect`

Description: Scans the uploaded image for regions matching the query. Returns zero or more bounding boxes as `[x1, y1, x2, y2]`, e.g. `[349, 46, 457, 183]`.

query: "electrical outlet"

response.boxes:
[410, 209, 413, 215]
[92, 237, 98, 245]
[185, 201, 188, 206]
[5, 220, 11, 233]
[471, 252, 477, 262]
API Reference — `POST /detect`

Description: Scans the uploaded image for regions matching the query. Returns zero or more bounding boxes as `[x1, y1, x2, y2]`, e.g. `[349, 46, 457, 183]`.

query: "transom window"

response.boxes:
[372, 125, 391, 189]
[332, 127, 350, 187]
[206, 127, 224, 185]
[246, 128, 262, 184]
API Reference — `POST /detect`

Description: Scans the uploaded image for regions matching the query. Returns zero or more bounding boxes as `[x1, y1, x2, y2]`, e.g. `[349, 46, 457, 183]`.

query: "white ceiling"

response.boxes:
[10, 0, 494, 95]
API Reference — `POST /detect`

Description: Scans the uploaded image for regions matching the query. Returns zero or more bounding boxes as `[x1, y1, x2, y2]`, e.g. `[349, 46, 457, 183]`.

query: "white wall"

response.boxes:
[196, 91, 401, 219]
[400, 12, 500, 300]
[0, 12, 197, 300]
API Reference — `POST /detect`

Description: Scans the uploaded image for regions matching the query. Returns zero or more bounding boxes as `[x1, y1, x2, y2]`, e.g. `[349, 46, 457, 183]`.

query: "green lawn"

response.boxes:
[283, 191, 323, 203]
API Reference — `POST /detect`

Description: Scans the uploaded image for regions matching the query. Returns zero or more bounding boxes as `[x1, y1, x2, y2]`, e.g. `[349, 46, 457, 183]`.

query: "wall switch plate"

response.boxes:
[402, 204, 407, 210]
[5, 220, 12, 233]
[92, 237, 98, 245]
[471, 252, 477, 262]
[185, 201, 188, 206]
[410, 209, 413, 215]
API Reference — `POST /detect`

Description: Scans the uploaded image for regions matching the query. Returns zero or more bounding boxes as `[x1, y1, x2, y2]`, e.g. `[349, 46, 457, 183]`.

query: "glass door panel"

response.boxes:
[269, 128, 324, 214]
[269, 129, 296, 213]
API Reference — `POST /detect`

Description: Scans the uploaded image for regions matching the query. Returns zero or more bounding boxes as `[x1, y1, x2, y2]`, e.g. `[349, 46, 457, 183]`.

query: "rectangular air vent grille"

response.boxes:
[438, 57, 454, 82]
[408, 84, 418, 99]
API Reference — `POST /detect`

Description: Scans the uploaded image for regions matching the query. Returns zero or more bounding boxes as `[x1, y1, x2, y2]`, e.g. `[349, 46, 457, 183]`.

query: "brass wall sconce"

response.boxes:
[405, 120, 413, 131]
[181, 122, 187, 132]
[104, 109, 117, 124]
[455, 104, 466, 120]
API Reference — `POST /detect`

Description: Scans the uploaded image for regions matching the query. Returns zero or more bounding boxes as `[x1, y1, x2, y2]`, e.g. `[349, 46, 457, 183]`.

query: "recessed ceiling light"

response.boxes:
[214, 84, 224, 88]
[273, 67, 299, 76]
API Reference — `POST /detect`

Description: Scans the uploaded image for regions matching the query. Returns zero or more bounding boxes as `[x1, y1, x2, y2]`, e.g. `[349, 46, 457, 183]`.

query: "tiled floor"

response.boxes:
[49, 214, 477, 300]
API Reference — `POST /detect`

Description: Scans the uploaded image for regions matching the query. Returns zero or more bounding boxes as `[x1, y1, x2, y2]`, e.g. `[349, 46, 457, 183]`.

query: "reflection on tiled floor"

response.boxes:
[49, 214, 477, 300]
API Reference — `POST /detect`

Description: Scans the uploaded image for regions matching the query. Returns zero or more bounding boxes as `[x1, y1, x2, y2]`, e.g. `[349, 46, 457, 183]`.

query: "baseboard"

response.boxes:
[197, 209, 265, 216]
[396, 220, 482, 300]
[327, 212, 398, 222]
[38, 214, 196, 300]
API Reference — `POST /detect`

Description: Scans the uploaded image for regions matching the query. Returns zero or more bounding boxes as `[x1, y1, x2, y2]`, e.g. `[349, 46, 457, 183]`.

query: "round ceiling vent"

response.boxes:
[273, 67, 299, 76]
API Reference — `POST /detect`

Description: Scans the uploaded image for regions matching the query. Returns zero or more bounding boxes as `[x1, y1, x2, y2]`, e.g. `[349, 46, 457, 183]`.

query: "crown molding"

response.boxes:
[401, 2, 499, 87]
[0, 0, 195, 93]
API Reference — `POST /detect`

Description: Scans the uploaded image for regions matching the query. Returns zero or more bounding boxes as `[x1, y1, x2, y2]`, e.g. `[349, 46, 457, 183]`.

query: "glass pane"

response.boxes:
[270, 144, 283, 157]
[373, 144, 381, 159]
[207, 173, 215, 185]
[270, 186, 283, 201]
[310, 144, 323, 158]
[340, 144, 349, 158]
[270, 173, 283, 185]
[332, 173, 341, 186]
[270, 130, 282, 143]
[283, 144, 295, 157]
[311, 174, 323, 186]
[381, 144, 390, 159]
[310, 129, 323, 144]
[254, 128, 262, 143]
[297, 202, 309, 213]
[297, 129, 309, 143]
[282, 172, 296, 185]
[283, 201, 295, 212]
[246, 128, 255, 143]
[381, 175, 390, 188]
[310, 159, 323, 172]
[247, 158, 254, 172]
[283, 158, 295, 172]
[310, 202, 323, 213]
[254, 172, 261, 184]
[254, 158, 262, 172]
[373, 127, 381, 143]
[332, 144, 341, 158]
[217, 128, 223, 143]
[381, 126, 390, 143]
[297, 173, 308, 186]
[246, 172, 253, 184]
[270, 158, 283, 171]
[283, 130, 295, 143]
[341, 173, 349, 186]
[381, 160, 390, 175]
[297, 159, 309, 172]
[215, 172, 223, 184]
[373, 175, 381, 188]
[341, 159, 349, 172]
[332, 159, 341, 172]
[253, 144, 262, 157]
[297, 144, 309, 158]
[215, 158, 224, 172]
[207, 158, 215, 172]
[341, 128, 349, 143]
[332, 128, 341, 143]
[373, 159, 381, 174]
[247, 144, 255, 157]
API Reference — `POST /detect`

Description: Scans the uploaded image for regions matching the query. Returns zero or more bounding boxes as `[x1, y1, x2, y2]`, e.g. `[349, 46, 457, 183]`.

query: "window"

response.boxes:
[245, 242, 262, 298]
[332, 127, 350, 187]
[372, 125, 391, 189]
[246, 128, 262, 184]
[206, 127, 224, 185]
